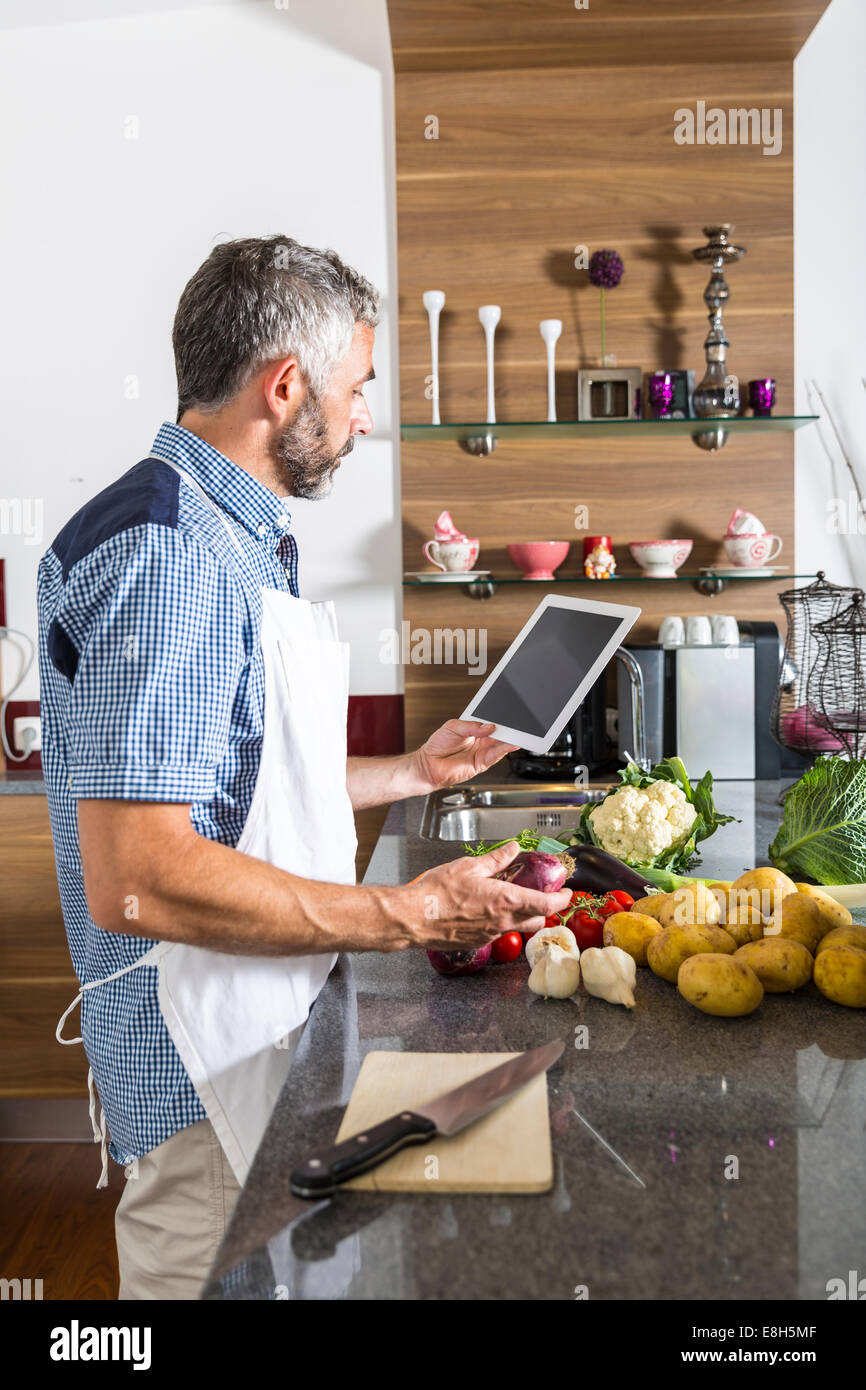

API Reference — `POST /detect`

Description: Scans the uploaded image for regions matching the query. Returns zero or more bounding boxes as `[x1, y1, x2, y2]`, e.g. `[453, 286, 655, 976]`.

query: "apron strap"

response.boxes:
[149, 454, 248, 558]
[56, 949, 164, 1044]
[87, 1067, 110, 1190]
[55, 947, 165, 1190]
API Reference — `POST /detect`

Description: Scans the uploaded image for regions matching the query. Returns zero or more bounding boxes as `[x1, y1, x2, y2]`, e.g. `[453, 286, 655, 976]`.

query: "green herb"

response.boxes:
[463, 831, 570, 857]
[769, 756, 866, 885]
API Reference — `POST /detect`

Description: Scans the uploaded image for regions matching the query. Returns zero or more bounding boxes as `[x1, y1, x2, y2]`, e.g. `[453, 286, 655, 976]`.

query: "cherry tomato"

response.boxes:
[491, 931, 524, 964]
[570, 910, 605, 951]
[543, 912, 563, 928]
[607, 890, 635, 911]
[522, 929, 539, 946]
[597, 897, 621, 919]
[570, 890, 595, 904]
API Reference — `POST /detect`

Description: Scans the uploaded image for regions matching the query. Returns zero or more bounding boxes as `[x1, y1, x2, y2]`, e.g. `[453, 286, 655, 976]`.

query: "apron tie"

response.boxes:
[86, 1067, 110, 1189]
[55, 948, 164, 1189]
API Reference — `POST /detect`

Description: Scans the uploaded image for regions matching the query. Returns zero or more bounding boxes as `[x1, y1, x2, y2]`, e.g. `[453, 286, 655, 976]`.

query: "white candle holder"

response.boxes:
[539, 319, 562, 422]
[422, 290, 445, 425]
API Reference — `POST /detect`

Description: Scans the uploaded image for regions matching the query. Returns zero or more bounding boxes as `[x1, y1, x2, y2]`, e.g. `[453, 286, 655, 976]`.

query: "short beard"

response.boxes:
[271, 388, 354, 500]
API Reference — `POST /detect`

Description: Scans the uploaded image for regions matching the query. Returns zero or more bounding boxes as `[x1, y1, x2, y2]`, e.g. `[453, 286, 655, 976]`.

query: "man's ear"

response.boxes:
[262, 355, 305, 418]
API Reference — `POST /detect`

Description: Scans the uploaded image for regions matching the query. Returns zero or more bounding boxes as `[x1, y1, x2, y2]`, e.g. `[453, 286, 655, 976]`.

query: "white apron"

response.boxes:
[57, 459, 358, 1188]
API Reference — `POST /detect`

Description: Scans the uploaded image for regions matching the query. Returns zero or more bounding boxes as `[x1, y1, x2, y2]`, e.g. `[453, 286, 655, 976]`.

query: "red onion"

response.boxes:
[426, 944, 492, 976]
[781, 705, 846, 752]
[496, 850, 573, 894]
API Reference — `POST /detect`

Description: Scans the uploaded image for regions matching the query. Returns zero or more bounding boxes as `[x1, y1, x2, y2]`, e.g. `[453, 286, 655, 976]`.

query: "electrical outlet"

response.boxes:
[13, 715, 41, 753]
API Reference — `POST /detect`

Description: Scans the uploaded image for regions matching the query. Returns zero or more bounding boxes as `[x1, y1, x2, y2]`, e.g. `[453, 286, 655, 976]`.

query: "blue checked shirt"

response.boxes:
[37, 422, 300, 1164]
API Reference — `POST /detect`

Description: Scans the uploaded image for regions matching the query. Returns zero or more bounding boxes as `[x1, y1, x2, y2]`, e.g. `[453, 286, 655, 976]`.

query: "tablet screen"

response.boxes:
[470, 604, 624, 739]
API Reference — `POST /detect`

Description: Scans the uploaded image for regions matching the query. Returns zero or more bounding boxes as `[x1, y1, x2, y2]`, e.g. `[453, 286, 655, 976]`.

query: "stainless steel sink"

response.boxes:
[420, 782, 614, 841]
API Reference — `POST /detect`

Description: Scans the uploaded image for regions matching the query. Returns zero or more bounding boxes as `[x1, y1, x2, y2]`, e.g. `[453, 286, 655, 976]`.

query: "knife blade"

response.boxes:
[289, 1040, 564, 1198]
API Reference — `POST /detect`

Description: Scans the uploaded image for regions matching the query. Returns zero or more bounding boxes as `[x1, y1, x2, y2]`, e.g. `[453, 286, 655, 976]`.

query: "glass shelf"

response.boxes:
[403, 572, 817, 599]
[401, 416, 817, 444]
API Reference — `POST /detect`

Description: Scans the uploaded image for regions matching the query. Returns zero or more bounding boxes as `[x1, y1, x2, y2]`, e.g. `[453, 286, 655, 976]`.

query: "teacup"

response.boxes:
[722, 533, 783, 568]
[423, 537, 480, 572]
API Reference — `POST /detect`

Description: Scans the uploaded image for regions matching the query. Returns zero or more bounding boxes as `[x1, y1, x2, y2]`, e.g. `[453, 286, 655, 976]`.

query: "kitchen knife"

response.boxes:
[289, 1040, 564, 1198]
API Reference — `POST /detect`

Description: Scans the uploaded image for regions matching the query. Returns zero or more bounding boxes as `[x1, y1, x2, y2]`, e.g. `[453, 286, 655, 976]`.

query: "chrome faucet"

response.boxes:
[615, 647, 651, 772]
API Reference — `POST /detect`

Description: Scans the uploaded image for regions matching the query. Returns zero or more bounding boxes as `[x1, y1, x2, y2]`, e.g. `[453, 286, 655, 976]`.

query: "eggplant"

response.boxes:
[564, 844, 652, 898]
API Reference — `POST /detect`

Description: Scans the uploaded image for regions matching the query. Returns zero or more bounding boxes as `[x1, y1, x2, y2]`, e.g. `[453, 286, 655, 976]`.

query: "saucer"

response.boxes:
[405, 570, 491, 584]
[700, 565, 789, 579]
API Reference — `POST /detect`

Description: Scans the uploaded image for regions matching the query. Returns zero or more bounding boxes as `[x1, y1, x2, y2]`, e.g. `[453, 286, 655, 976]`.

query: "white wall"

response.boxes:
[0, 0, 401, 702]
[794, 0, 866, 589]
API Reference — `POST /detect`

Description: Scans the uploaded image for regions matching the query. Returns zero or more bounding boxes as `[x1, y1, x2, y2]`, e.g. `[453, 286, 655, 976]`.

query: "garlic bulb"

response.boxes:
[525, 924, 581, 999]
[579, 946, 636, 1008]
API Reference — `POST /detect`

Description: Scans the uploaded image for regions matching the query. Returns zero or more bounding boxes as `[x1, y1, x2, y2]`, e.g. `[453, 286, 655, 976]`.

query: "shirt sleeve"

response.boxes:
[60, 526, 248, 801]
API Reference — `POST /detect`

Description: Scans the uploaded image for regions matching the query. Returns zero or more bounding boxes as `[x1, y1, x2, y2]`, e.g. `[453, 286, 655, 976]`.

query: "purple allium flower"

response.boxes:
[588, 249, 624, 290]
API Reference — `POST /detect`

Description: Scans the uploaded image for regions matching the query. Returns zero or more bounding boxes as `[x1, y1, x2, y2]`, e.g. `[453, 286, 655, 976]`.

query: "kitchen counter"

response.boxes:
[204, 779, 866, 1301]
[0, 770, 46, 793]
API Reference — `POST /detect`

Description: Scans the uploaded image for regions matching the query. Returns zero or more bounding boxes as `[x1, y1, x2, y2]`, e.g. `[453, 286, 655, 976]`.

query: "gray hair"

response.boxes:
[172, 235, 380, 417]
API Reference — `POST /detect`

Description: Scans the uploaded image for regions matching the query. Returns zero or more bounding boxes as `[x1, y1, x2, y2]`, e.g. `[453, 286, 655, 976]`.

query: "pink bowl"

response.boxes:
[507, 541, 570, 581]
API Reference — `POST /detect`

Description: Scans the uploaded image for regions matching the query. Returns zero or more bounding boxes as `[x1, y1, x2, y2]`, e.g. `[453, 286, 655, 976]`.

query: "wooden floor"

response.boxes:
[0, 1141, 123, 1300]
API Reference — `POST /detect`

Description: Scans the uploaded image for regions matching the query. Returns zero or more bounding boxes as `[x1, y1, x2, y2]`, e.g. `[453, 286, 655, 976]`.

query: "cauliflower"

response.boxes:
[589, 781, 697, 864]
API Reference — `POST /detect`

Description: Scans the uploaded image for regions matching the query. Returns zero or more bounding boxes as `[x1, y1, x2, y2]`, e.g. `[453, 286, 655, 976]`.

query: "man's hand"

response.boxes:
[411, 719, 519, 793]
[392, 841, 572, 951]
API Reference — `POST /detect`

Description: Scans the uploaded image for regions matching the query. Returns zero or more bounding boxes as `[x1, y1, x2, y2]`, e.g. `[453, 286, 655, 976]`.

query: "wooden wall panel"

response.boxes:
[388, 0, 830, 72]
[391, 38, 807, 748]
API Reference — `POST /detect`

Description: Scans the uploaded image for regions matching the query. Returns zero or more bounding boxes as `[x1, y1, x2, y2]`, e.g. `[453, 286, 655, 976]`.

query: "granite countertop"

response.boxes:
[204, 778, 866, 1301]
[0, 769, 46, 793]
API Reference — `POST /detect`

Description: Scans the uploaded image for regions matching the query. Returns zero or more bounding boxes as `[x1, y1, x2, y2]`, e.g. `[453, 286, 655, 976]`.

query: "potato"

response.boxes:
[657, 882, 722, 929]
[708, 882, 733, 923]
[795, 883, 854, 933]
[731, 867, 798, 921]
[764, 893, 824, 954]
[815, 924, 866, 956]
[647, 923, 734, 984]
[721, 907, 765, 948]
[602, 910, 663, 967]
[813, 944, 866, 1009]
[700, 924, 738, 955]
[678, 953, 764, 1016]
[632, 893, 671, 923]
[734, 937, 813, 992]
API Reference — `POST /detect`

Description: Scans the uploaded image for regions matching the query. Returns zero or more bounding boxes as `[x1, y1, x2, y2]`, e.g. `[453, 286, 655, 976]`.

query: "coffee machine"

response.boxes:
[617, 622, 813, 779]
[508, 675, 609, 780]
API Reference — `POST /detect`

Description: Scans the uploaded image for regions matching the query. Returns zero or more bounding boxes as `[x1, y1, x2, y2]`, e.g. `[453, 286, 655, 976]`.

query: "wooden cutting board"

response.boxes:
[334, 1051, 553, 1193]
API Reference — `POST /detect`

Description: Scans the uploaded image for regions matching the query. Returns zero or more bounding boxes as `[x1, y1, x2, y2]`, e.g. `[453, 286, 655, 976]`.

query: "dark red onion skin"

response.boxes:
[496, 851, 571, 894]
[426, 943, 492, 976]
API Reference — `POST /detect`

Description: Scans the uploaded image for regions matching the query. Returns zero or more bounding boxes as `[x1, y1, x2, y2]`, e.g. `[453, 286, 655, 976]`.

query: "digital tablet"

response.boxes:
[461, 594, 641, 754]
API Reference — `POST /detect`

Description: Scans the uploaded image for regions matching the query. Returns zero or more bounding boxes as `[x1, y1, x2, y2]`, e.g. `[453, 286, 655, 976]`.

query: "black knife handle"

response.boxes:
[290, 1111, 437, 1197]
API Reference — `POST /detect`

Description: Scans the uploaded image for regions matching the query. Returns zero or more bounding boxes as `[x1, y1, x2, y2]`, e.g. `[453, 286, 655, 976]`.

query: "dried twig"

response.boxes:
[806, 378, 865, 511]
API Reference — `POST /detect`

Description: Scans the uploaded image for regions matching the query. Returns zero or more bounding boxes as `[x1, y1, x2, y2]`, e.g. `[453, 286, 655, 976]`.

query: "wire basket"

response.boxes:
[771, 572, 864, 754]
[807, 594, 866, 759]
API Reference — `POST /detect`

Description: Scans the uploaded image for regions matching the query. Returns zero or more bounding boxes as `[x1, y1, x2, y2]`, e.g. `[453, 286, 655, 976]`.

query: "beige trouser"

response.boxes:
[115, 1118, 242, 1300]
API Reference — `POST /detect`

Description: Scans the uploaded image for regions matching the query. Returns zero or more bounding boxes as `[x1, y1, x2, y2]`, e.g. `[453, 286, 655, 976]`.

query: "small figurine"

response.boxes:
[583, 534, 616, 579]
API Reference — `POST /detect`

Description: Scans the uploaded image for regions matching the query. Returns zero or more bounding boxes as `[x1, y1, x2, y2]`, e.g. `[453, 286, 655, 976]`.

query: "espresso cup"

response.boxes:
[685, 615, 712, 646]
[658, 616, 685, 648]
[723, 533, 783, 568]
[711, 614, 740, 645]
[423, 538, 480, 572]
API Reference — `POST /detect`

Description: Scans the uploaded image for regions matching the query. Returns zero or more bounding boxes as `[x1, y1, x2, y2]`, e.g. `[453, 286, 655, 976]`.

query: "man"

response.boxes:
[38, 236, 570, 1300]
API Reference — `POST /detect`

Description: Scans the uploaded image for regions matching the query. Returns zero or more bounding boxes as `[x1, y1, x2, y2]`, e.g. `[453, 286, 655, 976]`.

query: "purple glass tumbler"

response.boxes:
[647, 372, 675, 419]
[749, 377, 776, 416]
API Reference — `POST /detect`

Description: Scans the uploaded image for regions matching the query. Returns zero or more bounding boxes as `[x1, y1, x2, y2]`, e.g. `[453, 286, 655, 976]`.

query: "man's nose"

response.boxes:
[353, 398, 373, 435]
